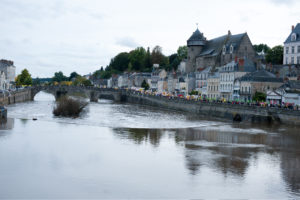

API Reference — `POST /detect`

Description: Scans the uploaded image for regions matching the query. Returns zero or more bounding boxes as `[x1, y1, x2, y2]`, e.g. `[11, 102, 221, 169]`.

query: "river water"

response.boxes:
[0, 92, 300, 199]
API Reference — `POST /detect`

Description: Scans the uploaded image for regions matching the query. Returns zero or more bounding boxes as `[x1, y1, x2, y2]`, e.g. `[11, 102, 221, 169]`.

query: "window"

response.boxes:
[286, 57, 288, 64]
[291, 57, 294, 64]
[298, 46, 300, 53]
[297, 56, 300, 64]
[286, 47, 289, 54]
[223, 45, 226, 55]
[230, 45, 233, 54]
[292, 46, 295, 54]
[291, 33, 297, 42]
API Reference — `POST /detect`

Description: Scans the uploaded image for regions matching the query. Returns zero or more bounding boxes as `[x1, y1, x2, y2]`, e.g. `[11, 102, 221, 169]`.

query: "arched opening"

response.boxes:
[33, 91, 55, 102]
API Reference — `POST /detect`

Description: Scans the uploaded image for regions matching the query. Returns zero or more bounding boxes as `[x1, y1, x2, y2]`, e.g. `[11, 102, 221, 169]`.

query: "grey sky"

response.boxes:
[0, 0, 299, 77]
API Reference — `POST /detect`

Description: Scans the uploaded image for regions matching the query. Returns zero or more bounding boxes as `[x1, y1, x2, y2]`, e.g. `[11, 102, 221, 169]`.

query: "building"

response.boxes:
[167, 73, 178, 94]
[117, 73, 129, 88]
[0, 59, 16, 90]
[186, 28, 256, 72]
[157, 77, 168, 93]
[283, 23, 300, 65]
[195, 66, 211, 97]
[220, 59, 256, 100]
[237, 70, 283, 101]
[207, 71, 220, 99]
[150, 69, 167, 92]
[128, 72, 151, 88]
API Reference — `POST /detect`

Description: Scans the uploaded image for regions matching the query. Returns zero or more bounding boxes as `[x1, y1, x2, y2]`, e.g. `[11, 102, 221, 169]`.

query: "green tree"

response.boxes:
[73, 76, 92, 86]
[253, 44, 271, 53]
[52, 71, 68, 83]
[69, 72, 80, 81]
[266, 45, 283, 64]
[129, 47, 147, 71]
[177, 46, 188, 61]
[252, 92, 266, 102]
[32, 77, 41, 86]
[141, 79, 149, 90]
[16, 69, 32, 86]
[151, 46, 168, 67]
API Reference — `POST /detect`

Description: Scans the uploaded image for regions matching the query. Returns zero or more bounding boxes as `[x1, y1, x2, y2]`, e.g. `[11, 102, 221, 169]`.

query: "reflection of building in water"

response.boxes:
[0, 118, 14, 130]
[279, 133, 300, 194]
[176, 128, 263, 177]
[113, 128, 163, 147]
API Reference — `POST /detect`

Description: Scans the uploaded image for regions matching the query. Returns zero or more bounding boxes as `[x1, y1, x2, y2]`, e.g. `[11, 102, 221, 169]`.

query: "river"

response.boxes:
[0, 91, 299, 199]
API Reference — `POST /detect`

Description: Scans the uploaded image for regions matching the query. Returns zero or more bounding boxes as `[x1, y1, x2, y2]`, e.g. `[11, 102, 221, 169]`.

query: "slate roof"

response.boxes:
[187, 28, 206, 46]
[284, 23, 300, 44]
[240, 70, 283, 82]
[198, 33, 247, 57]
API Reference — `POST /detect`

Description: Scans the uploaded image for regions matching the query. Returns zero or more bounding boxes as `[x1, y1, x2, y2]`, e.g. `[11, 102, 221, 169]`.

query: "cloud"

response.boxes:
[116, 37, 140, 48]
[270, 0, 294, 5]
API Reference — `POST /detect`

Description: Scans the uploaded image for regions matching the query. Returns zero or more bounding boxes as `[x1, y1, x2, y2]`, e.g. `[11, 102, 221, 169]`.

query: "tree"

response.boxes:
[73, 75, 93, 86]
[69, 72, 80, 81]
[252, 91, 266, 102]
[141, 79, 149, 90]
[52, 71, 68, 83]
[32, 77, 41, 86]
[151, 46, 168, 67]
[177, 46, 187, 61]
[266, 45, 283, 64]
[253, 44, 271, 53]
[15, 69, 32, 86]
[129, 47, 147, 71]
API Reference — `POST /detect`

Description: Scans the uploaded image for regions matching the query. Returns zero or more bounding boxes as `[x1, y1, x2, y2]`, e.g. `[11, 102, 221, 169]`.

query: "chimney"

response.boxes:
[292, 25, 295, 31]
[228, 30, 231, 36]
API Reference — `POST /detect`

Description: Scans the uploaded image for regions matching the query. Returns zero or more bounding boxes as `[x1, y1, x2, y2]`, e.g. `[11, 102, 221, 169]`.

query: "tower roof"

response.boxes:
[187, 28, 206, 46]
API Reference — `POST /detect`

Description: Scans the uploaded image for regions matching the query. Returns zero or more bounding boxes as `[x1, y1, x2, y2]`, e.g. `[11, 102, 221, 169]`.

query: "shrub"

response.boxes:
[53, 96, 87, 117]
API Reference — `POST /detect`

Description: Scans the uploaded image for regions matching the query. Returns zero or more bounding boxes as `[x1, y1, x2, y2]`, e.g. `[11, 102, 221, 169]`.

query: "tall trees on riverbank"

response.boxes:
[15, 69, 32, 86]
[91, 45, 188, 79]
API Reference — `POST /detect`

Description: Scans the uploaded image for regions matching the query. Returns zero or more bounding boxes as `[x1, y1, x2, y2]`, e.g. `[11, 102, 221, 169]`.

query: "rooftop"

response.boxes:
[284, 23, 300, 44]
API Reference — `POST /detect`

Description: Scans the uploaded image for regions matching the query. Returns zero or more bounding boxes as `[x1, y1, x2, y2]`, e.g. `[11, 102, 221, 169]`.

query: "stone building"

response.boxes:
[237, 70, 283, 101]
[150, 69, 167, 92]
[283, 23, 300, 65]
[186, 28, 256, 72]
[195, 66, 211, 96]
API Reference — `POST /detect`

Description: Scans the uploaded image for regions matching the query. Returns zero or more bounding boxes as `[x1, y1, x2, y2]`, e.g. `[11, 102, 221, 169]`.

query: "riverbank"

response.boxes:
[125, 91, 300, 126]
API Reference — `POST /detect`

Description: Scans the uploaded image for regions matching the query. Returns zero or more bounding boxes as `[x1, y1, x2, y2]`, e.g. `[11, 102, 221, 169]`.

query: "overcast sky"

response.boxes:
[0, 0, 299, 77]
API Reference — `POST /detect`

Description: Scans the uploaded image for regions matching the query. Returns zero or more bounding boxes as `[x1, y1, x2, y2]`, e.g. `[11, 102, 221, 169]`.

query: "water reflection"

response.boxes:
[113, 128, 163, 147]
[0, 118, 14, 130]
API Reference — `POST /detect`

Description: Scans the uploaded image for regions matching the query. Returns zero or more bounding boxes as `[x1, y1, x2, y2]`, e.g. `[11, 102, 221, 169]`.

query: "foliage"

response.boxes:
[16, 69, 32, 86]
[266, 45, 283, 64]
[73, 76, 92, 86]
[52, 71, 68, 83]
[141, 79, 149, 90]
[252, 91, 266, 102]
[53, 96, 87, 117]
[189, 90, 199, 95]
[253, 44, 271, 53]
[32, 77, 41, 86]
[69, 72, 80, 81]
[177, 46, 187, 60]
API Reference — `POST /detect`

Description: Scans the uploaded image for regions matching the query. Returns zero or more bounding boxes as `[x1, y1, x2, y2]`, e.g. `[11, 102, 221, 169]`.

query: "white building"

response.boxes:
[195, 66, 211, 97]
[0, 59, 16, 90]
[117, 73, 129, 88]
[220, 59, 256, 100]
[283, 23, 300, 65]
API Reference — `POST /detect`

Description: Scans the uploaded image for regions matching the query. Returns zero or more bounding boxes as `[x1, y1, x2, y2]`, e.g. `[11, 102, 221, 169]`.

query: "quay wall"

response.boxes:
[0, 89, 32, 105]
[125, 93, 300, 126]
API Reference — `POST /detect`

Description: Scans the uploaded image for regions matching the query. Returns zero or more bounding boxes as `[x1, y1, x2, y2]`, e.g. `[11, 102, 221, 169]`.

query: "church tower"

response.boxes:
[186, 28, 206, 72]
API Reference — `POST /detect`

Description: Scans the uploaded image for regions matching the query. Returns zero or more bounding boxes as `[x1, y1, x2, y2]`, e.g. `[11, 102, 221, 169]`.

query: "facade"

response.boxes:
[238, 70, 283, 101]
[186, 28, 256, 72]
[167, 73, 177, 94]
[207, 71, 220, 99]
[117, 73, 129, 88]
[195, 67, 211, 97]
[0, 59, 16, 90]
[150, 69, 167, 92]
[157, 78, 168, 93]
[128, 72, 151, 88]
[220, 59, 256, 100]
[186, 73, 195, 93]
[283, 23, 300, 65]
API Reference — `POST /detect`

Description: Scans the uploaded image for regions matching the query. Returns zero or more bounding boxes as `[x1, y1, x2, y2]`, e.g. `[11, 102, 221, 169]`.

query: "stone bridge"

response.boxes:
[30, 86, 126, 102]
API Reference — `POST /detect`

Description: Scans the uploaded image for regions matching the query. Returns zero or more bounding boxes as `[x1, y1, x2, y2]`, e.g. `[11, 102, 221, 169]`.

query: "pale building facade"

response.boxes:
[283, 23, 300, 65]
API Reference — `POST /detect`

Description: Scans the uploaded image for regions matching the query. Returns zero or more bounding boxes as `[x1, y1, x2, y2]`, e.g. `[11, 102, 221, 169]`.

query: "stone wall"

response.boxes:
[0, 89, 32, 105]
[125, 92, 300, 126]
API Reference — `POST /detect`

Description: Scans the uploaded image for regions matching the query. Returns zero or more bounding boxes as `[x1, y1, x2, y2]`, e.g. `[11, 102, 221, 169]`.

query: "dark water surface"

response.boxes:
[0, 92, 300, 199]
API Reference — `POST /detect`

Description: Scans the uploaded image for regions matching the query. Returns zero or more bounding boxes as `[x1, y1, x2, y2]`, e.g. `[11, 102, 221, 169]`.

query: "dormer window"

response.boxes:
[222, 45, 226, 55]
[230, 45, 234, 54]
[291, 33, 297, 42]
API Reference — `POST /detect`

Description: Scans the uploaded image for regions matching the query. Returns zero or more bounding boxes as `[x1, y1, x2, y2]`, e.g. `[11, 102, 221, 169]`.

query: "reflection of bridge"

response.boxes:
[31, 86, 126, 102]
